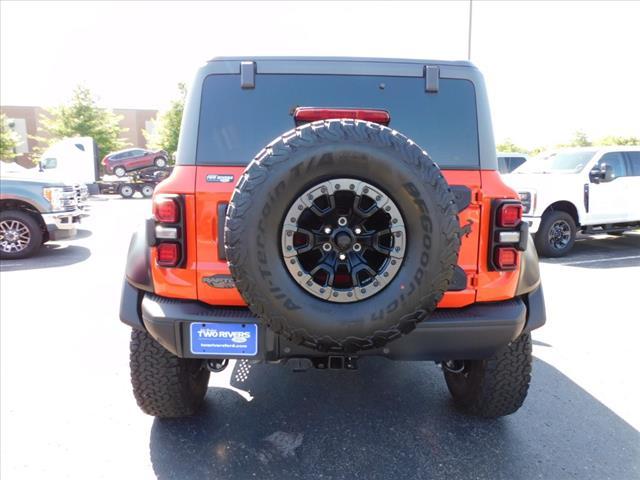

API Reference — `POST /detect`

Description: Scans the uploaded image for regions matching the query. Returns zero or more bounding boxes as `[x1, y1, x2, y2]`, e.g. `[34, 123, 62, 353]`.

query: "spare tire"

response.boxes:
[225, 119, 460, 352]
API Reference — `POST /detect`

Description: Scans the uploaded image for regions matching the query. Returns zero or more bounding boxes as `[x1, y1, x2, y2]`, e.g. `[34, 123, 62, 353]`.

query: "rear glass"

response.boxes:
[196, 74, 479, 169]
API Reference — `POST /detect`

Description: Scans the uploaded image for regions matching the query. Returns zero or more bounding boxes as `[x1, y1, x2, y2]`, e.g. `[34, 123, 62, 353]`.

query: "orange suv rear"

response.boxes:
[120, 57, 545, 418]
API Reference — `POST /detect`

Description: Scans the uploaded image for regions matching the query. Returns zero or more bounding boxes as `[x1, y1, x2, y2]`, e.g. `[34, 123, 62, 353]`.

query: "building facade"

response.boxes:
[1, 105, 158, 166]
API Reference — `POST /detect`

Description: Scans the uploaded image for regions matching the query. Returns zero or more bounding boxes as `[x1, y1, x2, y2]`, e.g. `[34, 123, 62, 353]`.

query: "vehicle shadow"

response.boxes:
[72, 228, 93, 240]
[0, 244, 91, 272]
[540, 234, 640, 269]
[149, 357, 639, 480]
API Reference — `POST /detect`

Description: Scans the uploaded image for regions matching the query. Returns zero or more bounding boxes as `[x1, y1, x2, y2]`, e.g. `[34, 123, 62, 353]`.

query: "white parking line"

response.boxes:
[559, 255, 640, 266]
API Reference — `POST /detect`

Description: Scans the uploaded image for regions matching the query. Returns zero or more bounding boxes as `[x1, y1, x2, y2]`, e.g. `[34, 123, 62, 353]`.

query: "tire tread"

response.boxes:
[445, 333, 532, 417]
[129, 329, 209, 418]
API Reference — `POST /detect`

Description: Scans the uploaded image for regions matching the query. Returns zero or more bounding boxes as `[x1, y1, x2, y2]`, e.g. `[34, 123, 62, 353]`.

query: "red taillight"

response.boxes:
[157, 242, 180, 267]
[294, 107, 390, 125]
[153, 194, 184, 268]
[153, 196, 179, 223]
[497, 203, 522, 228]
[494, 247, 518, 270]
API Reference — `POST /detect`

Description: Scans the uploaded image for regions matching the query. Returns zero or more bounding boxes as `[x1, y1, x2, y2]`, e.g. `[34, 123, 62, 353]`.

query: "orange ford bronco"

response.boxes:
[120, 57, 545, 418]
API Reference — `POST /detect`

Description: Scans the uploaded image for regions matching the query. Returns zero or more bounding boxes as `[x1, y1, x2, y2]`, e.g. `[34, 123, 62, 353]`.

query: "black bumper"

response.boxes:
[121, 283, 546, 362]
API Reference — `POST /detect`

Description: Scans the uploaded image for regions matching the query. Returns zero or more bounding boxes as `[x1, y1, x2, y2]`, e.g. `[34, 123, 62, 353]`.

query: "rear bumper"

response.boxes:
[120, 280, 545, 362]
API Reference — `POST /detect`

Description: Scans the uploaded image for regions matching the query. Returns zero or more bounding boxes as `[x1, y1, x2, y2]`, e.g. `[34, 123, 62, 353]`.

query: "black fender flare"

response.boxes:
[125, 218, 155, 292]
[515, 234, 541, 296]
[120, 219, 155, 330]
[516, 234, 546, 333]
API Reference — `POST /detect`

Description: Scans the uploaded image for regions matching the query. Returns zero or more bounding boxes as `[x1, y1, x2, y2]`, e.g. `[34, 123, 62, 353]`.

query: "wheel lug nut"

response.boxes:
[353, 243, 362, 252]
[322, 243, 332, 252]
[324, 227, 332, 234]
[338, 217, 348, 226]
[354, 227, 362, 234]
[339, 253, 346, 261]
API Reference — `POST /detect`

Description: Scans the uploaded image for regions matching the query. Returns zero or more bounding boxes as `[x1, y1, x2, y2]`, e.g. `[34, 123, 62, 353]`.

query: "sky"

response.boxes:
[1, 0, 639, 148]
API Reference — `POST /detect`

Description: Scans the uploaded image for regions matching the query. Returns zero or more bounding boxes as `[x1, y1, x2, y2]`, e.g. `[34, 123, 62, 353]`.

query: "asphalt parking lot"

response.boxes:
[1, 197, 639, 480]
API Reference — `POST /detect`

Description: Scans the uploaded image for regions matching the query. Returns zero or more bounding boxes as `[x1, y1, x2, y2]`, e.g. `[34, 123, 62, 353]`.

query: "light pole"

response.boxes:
[467, 0, 473, 61]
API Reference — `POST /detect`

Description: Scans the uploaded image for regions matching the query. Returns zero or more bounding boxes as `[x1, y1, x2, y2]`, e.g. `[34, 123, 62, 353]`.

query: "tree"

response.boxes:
[528, 146, 547, 157]
[569, 130, 591, 147]
[496, 138, 528, 153]
[596, 135, 640, 146]
[35, 85, 128, 159]
[144, 83, 186, 161]
[1, 114, 21, 161]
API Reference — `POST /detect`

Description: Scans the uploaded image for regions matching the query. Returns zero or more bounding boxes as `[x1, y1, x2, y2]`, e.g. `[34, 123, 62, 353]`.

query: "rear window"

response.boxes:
[196, 74, 479, 169]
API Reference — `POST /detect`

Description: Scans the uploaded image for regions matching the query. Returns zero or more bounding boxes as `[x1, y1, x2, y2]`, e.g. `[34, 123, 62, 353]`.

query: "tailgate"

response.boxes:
[195, 167, 481, 308]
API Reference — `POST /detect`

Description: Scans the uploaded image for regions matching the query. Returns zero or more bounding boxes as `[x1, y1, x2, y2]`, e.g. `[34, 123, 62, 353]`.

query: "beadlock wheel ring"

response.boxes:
[281, 178, 406, 303]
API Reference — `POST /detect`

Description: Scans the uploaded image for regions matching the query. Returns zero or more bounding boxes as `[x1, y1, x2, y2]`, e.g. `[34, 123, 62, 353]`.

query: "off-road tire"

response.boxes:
[114, 166, 127, 177]
[443, 333, 532, 418]
[225, 119, 460, 353]
[154, 157, 167, 168]
[0, 209, 43, 259]
[129, 329, 210, 418]
[534, 210, 576, 257]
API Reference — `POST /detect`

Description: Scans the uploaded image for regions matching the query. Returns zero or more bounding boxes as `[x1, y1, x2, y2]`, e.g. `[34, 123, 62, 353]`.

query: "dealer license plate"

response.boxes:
[189, 322, 258, 356]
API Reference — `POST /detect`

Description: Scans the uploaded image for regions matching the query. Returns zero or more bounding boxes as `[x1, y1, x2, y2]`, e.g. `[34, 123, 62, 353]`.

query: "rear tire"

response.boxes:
[534, 210, 576, 257]
[0, 210, 43, 260]
[443, 333, 532, 418]
[129, 329, 210, 418]
[154, 157, 167, 168]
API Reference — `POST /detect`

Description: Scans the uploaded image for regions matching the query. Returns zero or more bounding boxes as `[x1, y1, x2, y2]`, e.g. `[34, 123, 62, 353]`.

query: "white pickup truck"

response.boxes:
[503, 147, 640, 256]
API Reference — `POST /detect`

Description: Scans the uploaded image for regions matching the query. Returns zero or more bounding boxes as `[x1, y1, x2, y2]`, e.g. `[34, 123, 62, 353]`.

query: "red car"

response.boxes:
[102, 148, 168, 177]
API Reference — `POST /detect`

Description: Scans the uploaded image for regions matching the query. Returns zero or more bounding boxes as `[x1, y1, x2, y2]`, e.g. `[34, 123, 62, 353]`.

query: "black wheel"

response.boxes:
[129, 329, 210, 418]
[114, 166, 127, 177]
[534, 211, 576, 257]
[225, 119, 461, 352]
[141, 184, 154, 198]
[154, 156, 167, 168]
[119, 184, 135, 199]
[443, 333, 532, 418]
[0, 210, 43, 259]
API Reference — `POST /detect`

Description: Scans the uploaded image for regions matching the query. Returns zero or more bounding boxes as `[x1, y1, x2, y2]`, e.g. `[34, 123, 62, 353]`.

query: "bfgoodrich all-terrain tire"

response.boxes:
[225, 119, 460, 353]
[443, 333, 532, 418]
[129, 329, 210, 418]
